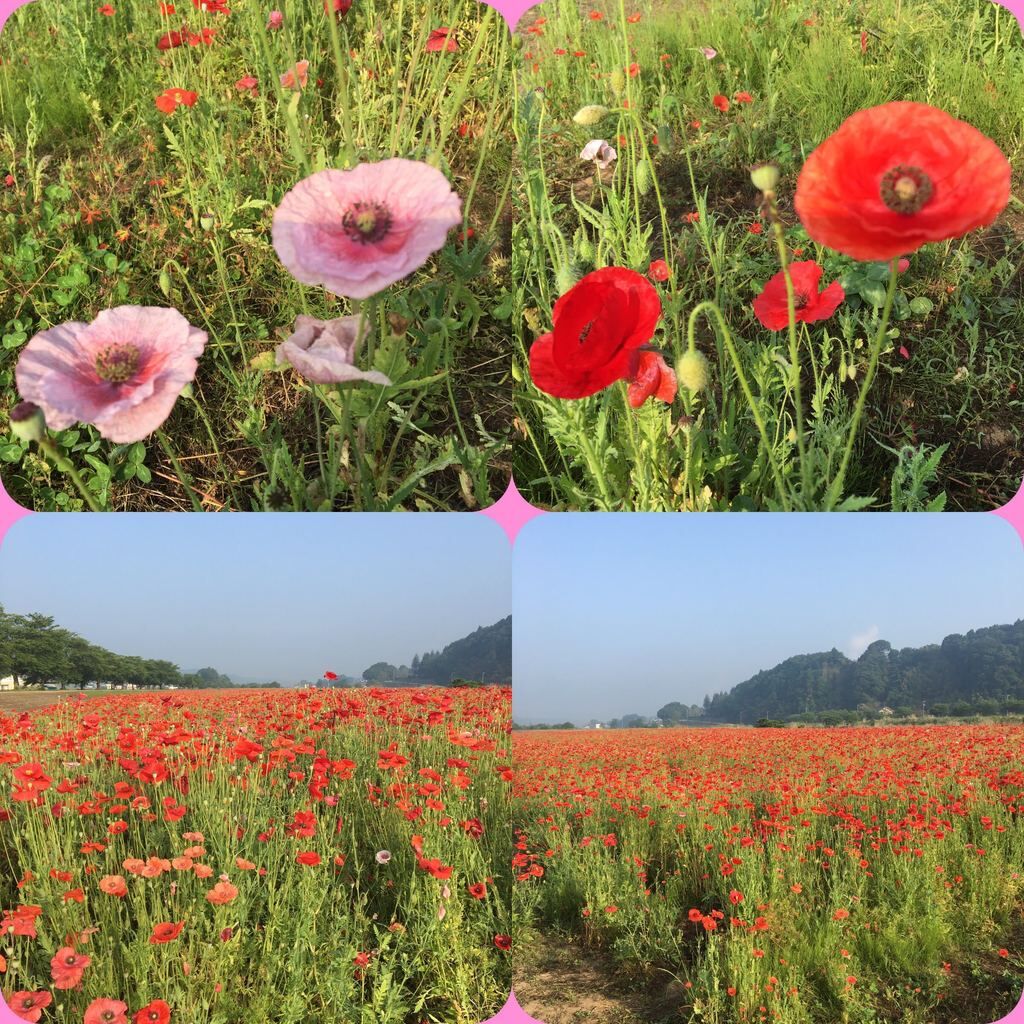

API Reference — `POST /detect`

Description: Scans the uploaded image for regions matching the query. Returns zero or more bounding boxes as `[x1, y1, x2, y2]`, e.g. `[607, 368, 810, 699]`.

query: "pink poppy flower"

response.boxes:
[272, 159, 462, 299]
[266, 9, 283, 29]
[580, 139, 617, 170]
[84, 1000, 130, 1024]
[15, 306, 207, 443]
[280, 60, 309, 91]
[276, 315, 391, 386]
[426, 28, 457, 52]
[235, 75, 258, 96]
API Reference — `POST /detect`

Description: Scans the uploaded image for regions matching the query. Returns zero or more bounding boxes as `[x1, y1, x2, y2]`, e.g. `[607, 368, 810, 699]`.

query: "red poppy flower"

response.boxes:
[155, 89, 198, 114]
[794, 102, 1011, 261]
[9, 991, 52, 1023]
[84, 1000, 130, 1024]
[323, 670, 337, 680]
[133, 1001, 171, 1024]
[493, 934, 512, 951]
[529, 267, 662, 399]
[149, 921, 184, 944]
[156, 30, 184, 49]
[647, 259, 671, 282]
[426, 28, 457, 52]
[295, 851, 321, 866]
[98, 4, 115, 14]
[50, 946, 91, 989]
[752, 261, 844, 331]
[467, 881, 487, 899]
[713, 94, 730, 112]
[735, 91, 753, 103]
[626, 351, 676, 409]
[325, 0, 352, 13]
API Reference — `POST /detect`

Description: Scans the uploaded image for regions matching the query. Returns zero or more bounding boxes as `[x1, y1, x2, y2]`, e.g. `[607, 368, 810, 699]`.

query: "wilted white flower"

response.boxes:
[699, 46, 717, 59]
[375, 850, 392, 864]
[580, 139, 617, 170]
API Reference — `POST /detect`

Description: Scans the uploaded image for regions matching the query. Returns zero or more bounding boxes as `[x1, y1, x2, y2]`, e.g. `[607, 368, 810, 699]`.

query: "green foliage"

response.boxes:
[704, 620, 1024, 721]
[412, 616, 511, 685]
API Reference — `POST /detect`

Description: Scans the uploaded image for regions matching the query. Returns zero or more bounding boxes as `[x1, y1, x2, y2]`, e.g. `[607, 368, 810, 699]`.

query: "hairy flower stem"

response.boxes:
[764, 189, 811, 504]
[826, 259, 900, 509]
[36, 439, 103, 512]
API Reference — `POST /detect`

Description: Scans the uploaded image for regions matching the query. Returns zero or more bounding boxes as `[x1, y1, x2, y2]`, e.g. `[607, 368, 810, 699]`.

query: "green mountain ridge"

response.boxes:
[702, 620, 1024, 721]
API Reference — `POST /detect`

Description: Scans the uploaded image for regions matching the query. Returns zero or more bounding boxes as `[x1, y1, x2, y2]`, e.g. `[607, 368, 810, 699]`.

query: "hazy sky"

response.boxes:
[514, 514, 1024, 724]
[0, 514, 511, 684]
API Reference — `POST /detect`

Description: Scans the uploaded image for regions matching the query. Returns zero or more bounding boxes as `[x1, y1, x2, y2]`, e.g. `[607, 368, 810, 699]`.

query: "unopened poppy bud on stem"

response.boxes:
[677, 350, 709, 394]
[750, 162, 780, 194]
[609, 69, 625, 98]
[9, 401, 46, 444]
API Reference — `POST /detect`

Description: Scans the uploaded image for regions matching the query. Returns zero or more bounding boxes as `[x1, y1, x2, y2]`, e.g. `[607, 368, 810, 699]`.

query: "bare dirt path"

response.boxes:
[514, 932, 687, 1024]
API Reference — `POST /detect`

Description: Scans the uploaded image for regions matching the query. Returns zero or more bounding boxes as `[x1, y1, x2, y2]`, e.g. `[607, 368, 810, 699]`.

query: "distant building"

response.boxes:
[0, 676, 14, 692]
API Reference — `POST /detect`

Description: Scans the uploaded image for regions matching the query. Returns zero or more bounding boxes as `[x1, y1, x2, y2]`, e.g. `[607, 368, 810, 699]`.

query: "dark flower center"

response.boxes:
[94, 343, 140, 383]
[342, 201, 393, 244]
[879, 164, 933, 214]
[793, 291, 810, 310]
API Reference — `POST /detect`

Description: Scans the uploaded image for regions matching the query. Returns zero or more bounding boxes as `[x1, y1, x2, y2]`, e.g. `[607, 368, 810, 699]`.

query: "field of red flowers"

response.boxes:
[513, 726, 1024, 1023]
[0, 686, 511, 1024]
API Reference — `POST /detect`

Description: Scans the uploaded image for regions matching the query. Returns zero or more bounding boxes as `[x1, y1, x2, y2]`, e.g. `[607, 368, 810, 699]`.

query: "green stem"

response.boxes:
[155, 429, 204, 512]
[826, 259, 900, 509]
[37, 439, 103, 512]
[687, 301, 791, 511]
[768, 206, 811, 503]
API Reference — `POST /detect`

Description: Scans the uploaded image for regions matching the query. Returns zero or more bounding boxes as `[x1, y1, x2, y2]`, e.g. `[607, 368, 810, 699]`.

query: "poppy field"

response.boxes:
[0, 685, 512, 1024]
[511, 0, 1024, 511]
[512, 726, 1024, 1023]
[0, 0, 514, 511]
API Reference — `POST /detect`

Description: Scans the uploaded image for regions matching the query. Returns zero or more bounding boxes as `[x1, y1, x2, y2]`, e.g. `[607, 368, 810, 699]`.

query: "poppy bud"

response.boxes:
[609, 69, 625, 98]
[750, 162, 780, 193]
[573, 104, 610, 126]
[199, 212, 215, 231]
[635, 159, 653, 196]
[555, 264, 577, 295]
[9, 401, 46, 443]
[677, 350, 709, 394]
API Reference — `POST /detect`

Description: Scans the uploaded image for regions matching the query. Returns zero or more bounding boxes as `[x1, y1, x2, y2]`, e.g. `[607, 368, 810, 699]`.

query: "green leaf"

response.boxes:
[859, 281, 887, 307]
[909, 296, 934, 317]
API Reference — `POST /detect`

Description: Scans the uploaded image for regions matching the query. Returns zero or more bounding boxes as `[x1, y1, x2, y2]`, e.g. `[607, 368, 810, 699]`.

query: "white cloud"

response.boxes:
[845, 625, 880, 659]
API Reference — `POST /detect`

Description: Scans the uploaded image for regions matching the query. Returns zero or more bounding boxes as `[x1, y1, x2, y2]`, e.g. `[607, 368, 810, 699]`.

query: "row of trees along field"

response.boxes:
[0, 605, 235, 690]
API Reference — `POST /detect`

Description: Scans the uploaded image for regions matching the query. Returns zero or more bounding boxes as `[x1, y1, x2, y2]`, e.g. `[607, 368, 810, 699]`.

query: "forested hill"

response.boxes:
[412, 616, 512, 684]
[703, 620, 1024, 721]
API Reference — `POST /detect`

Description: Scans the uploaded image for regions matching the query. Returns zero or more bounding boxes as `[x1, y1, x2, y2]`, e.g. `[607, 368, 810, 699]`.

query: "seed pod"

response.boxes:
[635, 158, 653, 196]
[609, 68, 626, 98]
[573, 104, 610, 126]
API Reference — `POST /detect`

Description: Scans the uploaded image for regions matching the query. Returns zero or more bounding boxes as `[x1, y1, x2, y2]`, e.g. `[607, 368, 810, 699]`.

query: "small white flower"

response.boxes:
[375, 850, 392, 864]
[580, 139, 617, 170]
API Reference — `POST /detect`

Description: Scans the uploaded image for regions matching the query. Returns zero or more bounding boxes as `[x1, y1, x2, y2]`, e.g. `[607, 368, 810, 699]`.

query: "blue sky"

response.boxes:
[514, 514, 1023, 724]
[0, 514, 511, 684]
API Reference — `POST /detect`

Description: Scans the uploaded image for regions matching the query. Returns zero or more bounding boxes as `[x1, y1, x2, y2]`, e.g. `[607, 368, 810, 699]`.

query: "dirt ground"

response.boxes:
[514, 932, 687, 1024]
[0, 690, 115, 713]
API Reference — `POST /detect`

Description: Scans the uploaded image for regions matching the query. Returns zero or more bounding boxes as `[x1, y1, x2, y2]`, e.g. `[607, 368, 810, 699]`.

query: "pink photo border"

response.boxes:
[0, 0, 1022, 1021]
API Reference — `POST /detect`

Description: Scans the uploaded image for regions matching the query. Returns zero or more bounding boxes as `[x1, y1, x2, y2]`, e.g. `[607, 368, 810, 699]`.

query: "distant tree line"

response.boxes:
[702, 620, 1024, 722]
[0, 605, 234, 691]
